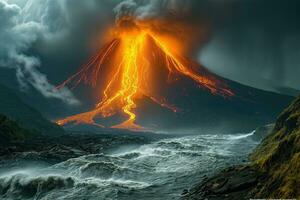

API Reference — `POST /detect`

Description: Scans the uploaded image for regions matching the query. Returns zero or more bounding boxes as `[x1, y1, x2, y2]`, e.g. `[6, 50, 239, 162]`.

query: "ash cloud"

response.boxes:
[113, 0, 191, 22]
[113, 0, 300, 92]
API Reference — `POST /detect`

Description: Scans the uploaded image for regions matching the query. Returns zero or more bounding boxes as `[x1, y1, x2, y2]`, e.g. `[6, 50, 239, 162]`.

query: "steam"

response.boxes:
[0, 0, 79, 105]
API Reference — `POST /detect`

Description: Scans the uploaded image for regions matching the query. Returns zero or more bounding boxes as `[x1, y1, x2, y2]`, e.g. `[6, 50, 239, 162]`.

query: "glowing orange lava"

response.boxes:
[56, 22, 234, 130]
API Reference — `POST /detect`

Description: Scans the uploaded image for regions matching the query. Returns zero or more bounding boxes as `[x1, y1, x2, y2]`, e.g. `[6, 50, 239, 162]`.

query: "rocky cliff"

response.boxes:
[250, 95, 300, 198]
[183, 95, 300, 199]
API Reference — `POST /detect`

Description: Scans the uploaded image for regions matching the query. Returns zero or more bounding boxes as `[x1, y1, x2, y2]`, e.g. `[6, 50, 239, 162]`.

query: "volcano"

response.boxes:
[56, 19, 293, 133]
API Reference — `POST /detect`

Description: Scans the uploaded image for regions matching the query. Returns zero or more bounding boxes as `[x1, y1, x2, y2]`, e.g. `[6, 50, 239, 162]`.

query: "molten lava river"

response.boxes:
[57, 20, 234, 130]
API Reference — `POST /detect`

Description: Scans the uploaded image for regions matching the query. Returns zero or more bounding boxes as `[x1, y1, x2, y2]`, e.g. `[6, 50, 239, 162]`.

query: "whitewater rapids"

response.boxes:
[0, 132, 258, 200]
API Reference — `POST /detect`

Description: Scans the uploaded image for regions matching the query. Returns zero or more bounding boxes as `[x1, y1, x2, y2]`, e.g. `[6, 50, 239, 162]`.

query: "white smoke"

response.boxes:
[0, 0, 79, 105]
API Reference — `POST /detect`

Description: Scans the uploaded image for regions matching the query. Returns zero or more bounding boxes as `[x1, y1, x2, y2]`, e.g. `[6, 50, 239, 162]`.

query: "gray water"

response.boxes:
[0, 132, 258, 200]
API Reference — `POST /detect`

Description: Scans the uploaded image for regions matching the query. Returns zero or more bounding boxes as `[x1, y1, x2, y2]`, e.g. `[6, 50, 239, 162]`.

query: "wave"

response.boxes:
[119, 152, 141, 159]
[80, 161, 141, 180]
[226, 131, 255, 140]
[0, 133, 259, 200]
[0, 173, 75, 199]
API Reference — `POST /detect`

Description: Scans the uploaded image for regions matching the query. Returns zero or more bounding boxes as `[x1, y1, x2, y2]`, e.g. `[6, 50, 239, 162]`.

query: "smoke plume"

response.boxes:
[113, 0, 190, 21]
[0, 0, 80, 105]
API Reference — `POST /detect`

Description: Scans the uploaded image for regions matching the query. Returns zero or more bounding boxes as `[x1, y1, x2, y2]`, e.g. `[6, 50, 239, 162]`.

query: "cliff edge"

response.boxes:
[183, 95, 300, 199]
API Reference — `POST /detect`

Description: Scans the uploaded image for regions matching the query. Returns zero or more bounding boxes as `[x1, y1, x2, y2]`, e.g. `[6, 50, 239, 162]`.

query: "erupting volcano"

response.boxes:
[56, 19, 234, 130]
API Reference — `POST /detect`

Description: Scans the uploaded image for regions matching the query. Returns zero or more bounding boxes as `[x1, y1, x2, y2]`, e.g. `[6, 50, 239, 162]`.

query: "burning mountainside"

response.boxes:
[56, 19, 234, 130]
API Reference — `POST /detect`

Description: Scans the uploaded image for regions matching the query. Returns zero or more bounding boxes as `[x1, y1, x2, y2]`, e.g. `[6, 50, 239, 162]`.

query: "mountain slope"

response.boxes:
[134, 76, 293, 133]
[0, 114, 34, 143]
[62, 75, 293, 133]
[0, 83, 64, 135]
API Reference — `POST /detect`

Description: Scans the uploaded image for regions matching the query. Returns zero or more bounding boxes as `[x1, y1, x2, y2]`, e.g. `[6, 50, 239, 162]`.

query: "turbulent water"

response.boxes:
[0, 132, 258, 200]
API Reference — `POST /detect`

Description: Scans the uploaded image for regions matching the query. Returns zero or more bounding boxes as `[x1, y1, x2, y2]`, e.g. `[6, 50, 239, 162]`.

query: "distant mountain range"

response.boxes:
[0, 83, 64, 135]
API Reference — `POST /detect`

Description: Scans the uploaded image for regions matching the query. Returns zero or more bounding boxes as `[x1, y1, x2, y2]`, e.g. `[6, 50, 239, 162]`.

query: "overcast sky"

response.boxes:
[0, 0, 299, 117]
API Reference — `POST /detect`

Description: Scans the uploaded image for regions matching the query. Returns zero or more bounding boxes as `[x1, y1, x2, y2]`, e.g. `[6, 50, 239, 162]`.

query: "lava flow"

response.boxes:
[56, 20, 234, 130]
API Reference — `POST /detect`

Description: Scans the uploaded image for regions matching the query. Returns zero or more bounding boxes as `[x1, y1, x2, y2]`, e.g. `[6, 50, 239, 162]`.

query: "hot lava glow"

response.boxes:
[56, 20, 234, 130]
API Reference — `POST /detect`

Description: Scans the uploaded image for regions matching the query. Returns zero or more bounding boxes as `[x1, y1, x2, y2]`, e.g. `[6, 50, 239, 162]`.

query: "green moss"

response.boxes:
[277, 152, 300, 198]
[0, 114, 36, 142]
[250, 96, 300, 199]
[0, 83, 64, 135]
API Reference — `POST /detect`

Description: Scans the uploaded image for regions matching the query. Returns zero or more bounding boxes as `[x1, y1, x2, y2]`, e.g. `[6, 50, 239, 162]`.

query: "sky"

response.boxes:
[0, 0, 299, 117]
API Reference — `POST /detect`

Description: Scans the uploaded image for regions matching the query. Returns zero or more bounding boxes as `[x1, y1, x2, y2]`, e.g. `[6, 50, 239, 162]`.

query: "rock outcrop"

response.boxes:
[0, 131, 152, 167]
[183, 95, 300, 200]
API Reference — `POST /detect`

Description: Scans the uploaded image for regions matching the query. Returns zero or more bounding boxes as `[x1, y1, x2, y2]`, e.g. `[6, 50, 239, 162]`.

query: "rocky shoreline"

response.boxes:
[182, 95, 300, 200]
[182, 165, 265, 200]
[0, 132, 156, 169]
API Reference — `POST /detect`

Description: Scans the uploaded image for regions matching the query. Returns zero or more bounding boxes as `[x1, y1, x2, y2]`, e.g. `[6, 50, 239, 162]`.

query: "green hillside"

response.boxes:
[251, 95, 300, 198]
[0, 83, 64, 135]
[0, 114, 35, 143]
[182, 95, 300, 200]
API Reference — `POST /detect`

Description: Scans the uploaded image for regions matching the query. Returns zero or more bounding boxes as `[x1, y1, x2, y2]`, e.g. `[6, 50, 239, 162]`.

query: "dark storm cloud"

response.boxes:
[0, 0, 118, 105]
[196, 0, 300, 91]
[0, 0, 80, 105]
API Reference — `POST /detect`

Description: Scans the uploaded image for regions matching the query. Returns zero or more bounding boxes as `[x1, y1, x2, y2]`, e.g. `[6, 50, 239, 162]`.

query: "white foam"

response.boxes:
[227, 130, 255, 140]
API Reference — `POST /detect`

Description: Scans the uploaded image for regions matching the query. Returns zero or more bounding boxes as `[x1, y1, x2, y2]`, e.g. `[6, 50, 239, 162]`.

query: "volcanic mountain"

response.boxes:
[56, 20, 293, 133]
[60, 74, 293, 134]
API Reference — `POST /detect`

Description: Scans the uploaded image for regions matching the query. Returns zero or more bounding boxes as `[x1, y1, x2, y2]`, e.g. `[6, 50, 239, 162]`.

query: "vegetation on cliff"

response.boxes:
[0, 83, 64, 135]
[0, 114, 35, 142]
[251, 95, 300, 198]
[183, 95, 300, 200]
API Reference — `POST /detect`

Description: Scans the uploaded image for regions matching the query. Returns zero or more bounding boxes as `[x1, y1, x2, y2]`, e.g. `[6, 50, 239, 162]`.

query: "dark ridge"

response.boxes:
[0, 83, 64, 135]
